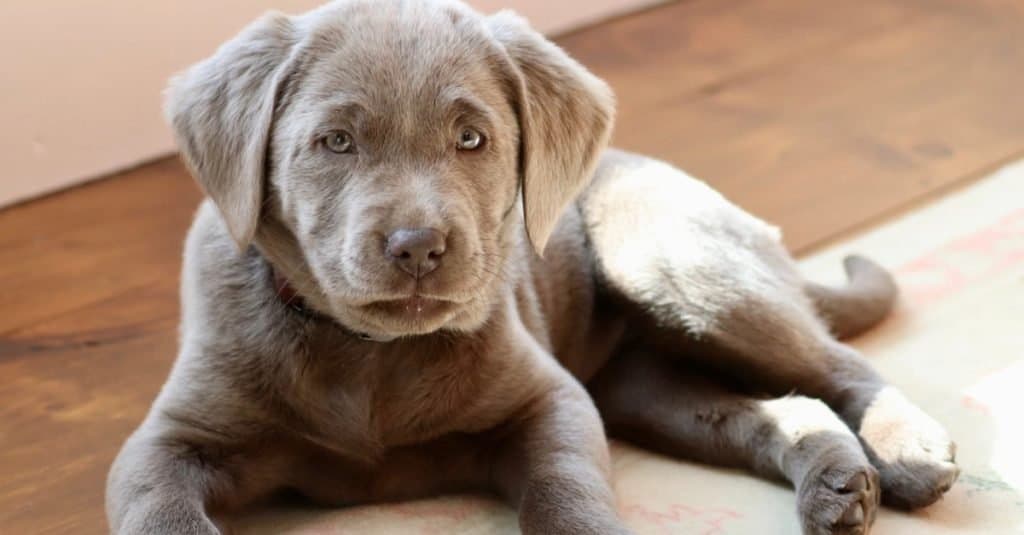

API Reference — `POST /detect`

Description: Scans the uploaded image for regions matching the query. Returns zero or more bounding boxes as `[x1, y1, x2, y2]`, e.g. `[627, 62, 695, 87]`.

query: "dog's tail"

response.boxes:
[804, 254, 898, 339]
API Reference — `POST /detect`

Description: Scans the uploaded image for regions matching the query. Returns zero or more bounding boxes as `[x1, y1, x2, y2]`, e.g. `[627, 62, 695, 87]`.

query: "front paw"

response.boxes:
[111, 495, 223, 535]
[857, 387, 959, 509]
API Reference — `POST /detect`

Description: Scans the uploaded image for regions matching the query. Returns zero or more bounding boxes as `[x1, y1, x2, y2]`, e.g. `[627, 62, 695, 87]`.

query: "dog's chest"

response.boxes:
[309, 337, 531, 457]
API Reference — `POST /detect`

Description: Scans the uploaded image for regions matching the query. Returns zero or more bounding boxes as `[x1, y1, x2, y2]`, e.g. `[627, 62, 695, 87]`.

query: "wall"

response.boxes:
[0, 0, 657, 208]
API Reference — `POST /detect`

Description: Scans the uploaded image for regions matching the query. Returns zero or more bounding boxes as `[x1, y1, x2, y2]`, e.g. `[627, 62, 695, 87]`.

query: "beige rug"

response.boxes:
[236, 162, 1024, 534]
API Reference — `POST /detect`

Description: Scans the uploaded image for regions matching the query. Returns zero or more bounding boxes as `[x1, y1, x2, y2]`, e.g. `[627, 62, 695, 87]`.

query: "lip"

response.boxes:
[366, 296, 453, 318]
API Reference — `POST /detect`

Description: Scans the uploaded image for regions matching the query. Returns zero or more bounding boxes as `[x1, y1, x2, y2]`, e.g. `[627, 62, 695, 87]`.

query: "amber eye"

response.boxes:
[323, 130, 354, 154]
[456, 128, 484, 151]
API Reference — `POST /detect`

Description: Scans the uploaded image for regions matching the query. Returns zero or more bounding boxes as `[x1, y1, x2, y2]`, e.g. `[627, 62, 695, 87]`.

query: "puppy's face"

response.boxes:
[269, 5, 520, 336]
[168, 0, 614, 340]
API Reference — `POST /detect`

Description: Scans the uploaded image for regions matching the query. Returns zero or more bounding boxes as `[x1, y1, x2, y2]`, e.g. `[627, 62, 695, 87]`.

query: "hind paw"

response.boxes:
[798, 462, 880, 535]
[857, 387, 959, 509]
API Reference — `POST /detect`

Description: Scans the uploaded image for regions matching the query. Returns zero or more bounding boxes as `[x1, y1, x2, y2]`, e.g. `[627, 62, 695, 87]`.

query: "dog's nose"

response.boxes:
[385, 228, 447, 278]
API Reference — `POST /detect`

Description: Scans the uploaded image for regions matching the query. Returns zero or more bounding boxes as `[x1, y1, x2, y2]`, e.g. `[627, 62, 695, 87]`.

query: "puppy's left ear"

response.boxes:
[487, 11, 615, 257]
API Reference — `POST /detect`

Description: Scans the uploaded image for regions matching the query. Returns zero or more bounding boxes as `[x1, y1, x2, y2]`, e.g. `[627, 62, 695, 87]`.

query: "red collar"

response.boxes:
[272, 269, 310, 314]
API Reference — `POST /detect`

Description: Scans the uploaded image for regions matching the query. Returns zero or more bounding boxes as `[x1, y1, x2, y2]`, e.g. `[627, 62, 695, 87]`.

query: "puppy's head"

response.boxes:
[167, 0, 613, 339]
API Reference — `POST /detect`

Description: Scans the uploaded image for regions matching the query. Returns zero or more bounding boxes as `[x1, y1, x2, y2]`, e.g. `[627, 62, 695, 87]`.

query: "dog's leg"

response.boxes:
[493, 377, 631, 535]
[591, 350, 879, 535]
[107, 430, 237, 535]
[607, 255, 956, 509]
[581, 151, 957, 509]
[629, 275, 957, 509]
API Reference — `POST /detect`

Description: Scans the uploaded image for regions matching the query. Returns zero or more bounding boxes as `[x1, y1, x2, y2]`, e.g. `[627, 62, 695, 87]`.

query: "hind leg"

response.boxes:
[591, 350, 879, 535]
[625, 262, 957, 509]
[582, 150, 957, 508]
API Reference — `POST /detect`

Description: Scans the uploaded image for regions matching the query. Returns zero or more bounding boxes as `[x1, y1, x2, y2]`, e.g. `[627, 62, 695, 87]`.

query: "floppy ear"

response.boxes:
[166, 12, 300, 250]
[487, 11, 615, 257]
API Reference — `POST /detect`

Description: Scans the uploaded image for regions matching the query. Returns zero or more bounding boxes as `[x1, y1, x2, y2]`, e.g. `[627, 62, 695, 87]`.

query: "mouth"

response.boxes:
[364, 295, 454, 319]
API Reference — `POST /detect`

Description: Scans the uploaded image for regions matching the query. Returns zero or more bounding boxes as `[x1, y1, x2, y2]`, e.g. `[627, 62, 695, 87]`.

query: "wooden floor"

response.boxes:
[3, 0, 1023, 532]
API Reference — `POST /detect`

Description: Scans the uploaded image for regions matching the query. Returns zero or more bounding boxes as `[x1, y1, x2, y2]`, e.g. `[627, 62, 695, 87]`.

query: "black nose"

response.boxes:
[385, 228, 447, 279]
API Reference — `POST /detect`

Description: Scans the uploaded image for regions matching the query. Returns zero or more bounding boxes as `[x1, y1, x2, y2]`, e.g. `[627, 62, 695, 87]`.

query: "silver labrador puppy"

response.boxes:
[106, 1, 958, 534]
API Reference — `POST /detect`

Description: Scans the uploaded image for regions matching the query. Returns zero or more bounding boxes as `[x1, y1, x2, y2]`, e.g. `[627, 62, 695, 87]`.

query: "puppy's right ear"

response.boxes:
[166, 12, 299, 250]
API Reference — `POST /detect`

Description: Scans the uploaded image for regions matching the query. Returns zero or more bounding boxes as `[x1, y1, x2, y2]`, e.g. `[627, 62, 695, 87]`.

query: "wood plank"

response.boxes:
[0, 159, 201, 335]
[0, 163, 196, 533]
[559, 0, 922, 118]
[0, 328, 177, 532]
[562, 0, 1024, 251]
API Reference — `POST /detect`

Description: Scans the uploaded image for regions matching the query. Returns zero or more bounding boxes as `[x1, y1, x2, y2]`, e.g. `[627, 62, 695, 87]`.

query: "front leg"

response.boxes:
[107, 405, 283, 535]
[493, 376, 631, 535]
[106, 429, 227, 535]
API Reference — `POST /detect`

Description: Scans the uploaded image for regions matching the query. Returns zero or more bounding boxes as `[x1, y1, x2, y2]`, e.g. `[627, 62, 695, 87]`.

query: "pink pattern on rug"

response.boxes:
[960, 394, 992, 414]
[896, 209, 1024, 306]
[622, 502, 742, 535]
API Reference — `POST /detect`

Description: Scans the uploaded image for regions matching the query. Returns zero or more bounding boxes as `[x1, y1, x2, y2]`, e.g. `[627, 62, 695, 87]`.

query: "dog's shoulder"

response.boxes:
[164, 201, 305, 409]
[181, 201, 283, 345]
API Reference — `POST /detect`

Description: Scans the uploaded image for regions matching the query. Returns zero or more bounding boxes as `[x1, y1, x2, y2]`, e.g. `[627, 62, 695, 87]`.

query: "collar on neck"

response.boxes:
[270, 267, 395, 343]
